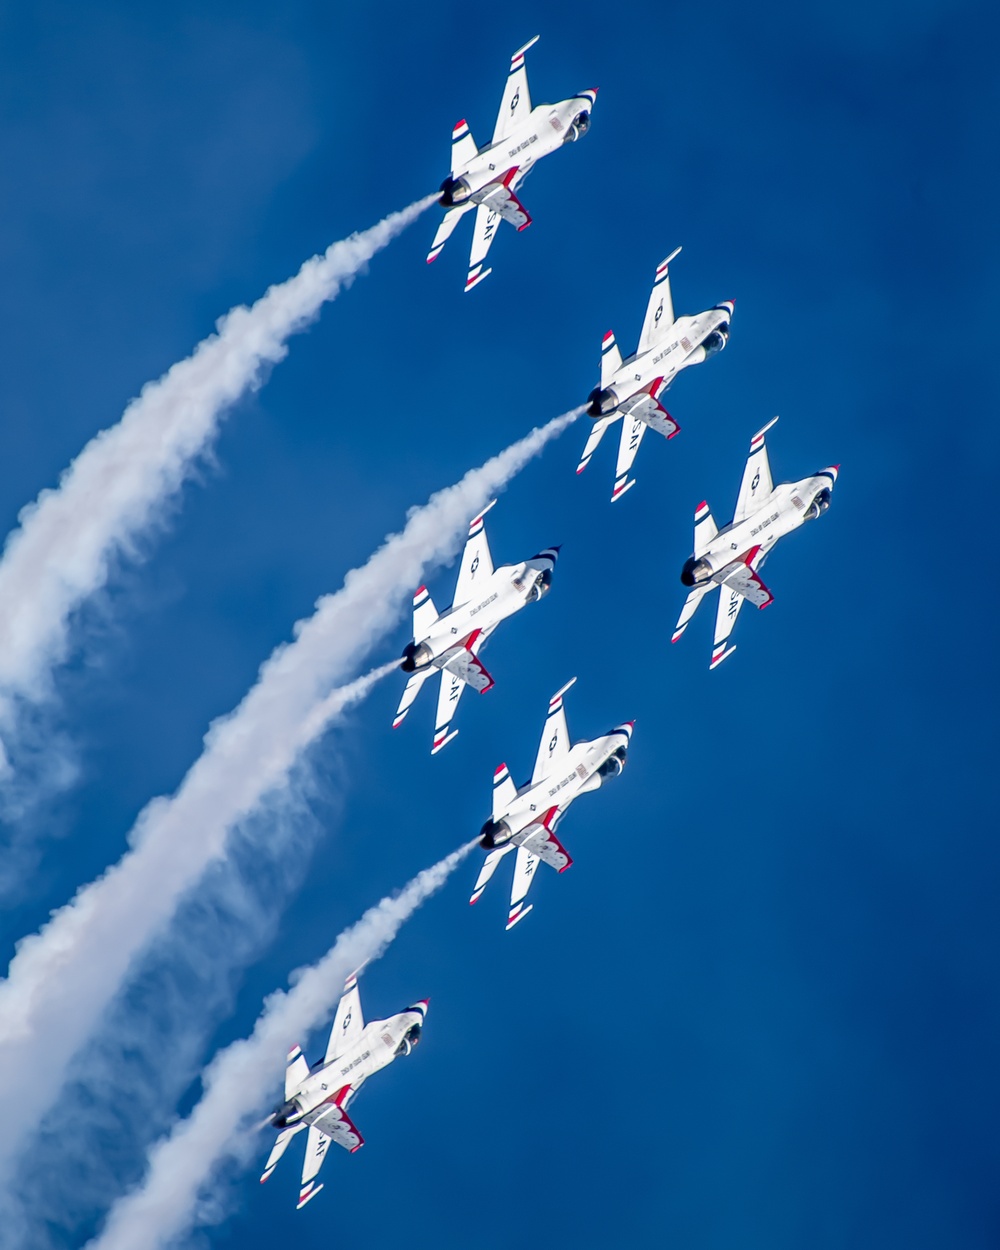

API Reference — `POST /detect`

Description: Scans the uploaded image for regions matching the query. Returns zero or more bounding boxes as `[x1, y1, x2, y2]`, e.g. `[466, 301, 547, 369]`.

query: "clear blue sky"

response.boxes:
[0, 1, 997, 1247]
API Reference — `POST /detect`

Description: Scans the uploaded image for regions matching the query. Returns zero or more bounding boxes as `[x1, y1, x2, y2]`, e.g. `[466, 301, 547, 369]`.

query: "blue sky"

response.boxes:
[0, 0, 997, 1246]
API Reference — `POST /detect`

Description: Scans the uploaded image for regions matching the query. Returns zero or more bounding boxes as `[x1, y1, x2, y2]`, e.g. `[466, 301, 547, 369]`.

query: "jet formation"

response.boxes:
[259, 34, 840, 1209]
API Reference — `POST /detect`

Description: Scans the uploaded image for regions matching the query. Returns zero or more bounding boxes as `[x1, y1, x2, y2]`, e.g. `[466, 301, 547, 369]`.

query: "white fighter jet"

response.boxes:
[428, 36, 597, 291]
[260, 972, 428, 1210]
[394, 500, 559, 753]
[577, 247, 735, 501]
[672, 417, 839, 668]
[470, 678, 633, 930]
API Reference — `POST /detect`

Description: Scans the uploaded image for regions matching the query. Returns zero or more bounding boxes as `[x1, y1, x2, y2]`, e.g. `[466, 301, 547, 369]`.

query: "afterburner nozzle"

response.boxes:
[587, 387, 618, 417]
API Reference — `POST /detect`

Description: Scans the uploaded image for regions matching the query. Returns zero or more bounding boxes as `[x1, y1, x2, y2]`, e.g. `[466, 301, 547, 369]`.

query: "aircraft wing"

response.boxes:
[493, 36, 538, 143]
[325, 973, 364, 1063]
[470, 843, 515, 904]
[432, 626, 497, 754]
[576, 415, 616, 476]
[733, 417, 778, 524]
[297, 1125, 332, 1209]
[506, 844, 541, 930]
[260, 1123, 304, 1184]
[710, 550, 771, 668]
[672, 582, 714, 644]
[532, 678, 576, 783]
[465, 203, 502, 292]
[392, 666, 433, 729]
[611, 412, 645, 502]
[637, 247, 681, 353]
[453, 501, 496, 605]
[427, 202, 475, 265]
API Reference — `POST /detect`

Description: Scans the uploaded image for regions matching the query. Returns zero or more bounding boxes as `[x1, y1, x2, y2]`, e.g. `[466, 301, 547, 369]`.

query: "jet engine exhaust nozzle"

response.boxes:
[439, 176, 471, 207]
[597, 746, 627, 781]
[680, 556, 713, 587]
[563, 109, 592, 143]
[702, 323, 730, 357]
[400, 641, 433, 673]
[271, 1099, 299, 1129]
[587, 387, 619, 418]
[479, 818, 512, 850]
[395, 1024, 422, 1057]
[804, 486, 832, 521]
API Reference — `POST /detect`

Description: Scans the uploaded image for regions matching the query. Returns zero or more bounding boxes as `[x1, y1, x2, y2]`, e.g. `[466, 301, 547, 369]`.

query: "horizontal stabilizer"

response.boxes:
[719, 547, 774, 609]
[492, 763, 518, 819]
[622, 383, 680, 441]
[308, 1090, 364, 1154]
[477, 172, 532, 230]
[517, 808, 572, 872]
[441, 630, 495, 693]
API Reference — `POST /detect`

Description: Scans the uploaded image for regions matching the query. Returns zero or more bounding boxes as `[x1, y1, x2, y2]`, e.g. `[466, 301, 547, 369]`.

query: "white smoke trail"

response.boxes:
[0, 407, 579, 1186]
[0, 193, 437, 749]
[87, 841, 475, 1250]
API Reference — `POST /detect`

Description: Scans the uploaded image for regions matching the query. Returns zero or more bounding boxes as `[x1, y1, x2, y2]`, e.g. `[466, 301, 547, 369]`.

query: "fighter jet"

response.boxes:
[577, 247, 735, 501]
[260, 972, 428, 1209]
[428, 36, 597, 291]
[470, 678, 633, 929]
[394, 499, 558, 753]
[672, 417, 839, 668]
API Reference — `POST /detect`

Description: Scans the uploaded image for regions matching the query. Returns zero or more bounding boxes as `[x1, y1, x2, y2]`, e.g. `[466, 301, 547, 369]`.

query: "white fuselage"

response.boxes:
[497, 726, 631, 840]
[456, 96, 594, 200]
[607, 307, 732, 410]
[416, 559, 552, 667]
[281, 1008, 424, 1126]
[694, 473, 836, 580]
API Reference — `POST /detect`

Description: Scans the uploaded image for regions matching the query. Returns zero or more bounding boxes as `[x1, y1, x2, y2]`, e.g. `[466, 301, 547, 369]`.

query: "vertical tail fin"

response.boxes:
[412, 585, 439, 639]
[693, 500, 718, 556]
[451, 119, 479, 174]
[600, 331, 622, 388]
